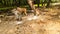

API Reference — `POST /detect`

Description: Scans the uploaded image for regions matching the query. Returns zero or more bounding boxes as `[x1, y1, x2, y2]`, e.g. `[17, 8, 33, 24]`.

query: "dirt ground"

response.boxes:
[0, 8, 60, 34]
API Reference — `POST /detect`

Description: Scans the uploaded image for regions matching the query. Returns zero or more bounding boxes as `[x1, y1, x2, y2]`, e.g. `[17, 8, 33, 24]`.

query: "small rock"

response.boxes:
[16, 21, 23, 24]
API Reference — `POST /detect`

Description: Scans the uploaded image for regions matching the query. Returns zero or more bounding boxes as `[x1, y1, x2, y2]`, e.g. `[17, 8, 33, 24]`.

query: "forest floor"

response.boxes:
[0, 7, 60, 34]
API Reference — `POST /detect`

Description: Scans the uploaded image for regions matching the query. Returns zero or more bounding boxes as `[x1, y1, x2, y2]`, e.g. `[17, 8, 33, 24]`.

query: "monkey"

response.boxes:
[11, 7, 27, 21]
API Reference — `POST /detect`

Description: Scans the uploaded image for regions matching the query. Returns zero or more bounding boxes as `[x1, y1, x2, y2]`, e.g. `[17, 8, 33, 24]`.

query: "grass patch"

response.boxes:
[0, 6, 17, 10]
[0, 4, 47, 10]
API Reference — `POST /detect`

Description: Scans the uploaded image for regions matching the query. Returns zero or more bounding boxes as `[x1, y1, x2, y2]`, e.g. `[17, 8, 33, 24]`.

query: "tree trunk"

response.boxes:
[27, 0, 36, 15]
[27, 0, 36, 9]
[46, 0, 51, 8]
[37, 0, 40, 7]
[27, 0, 40, 15]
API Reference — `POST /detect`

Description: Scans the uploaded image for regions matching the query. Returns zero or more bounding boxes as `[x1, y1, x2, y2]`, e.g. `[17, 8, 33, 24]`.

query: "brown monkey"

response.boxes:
[11, 7, 27, 21]
[16, 7, 27, 15]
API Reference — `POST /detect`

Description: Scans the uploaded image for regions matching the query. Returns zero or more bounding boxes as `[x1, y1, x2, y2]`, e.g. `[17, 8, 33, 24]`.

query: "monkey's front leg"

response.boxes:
[24, 11, 27, 16]
[18, 13, 22, 21]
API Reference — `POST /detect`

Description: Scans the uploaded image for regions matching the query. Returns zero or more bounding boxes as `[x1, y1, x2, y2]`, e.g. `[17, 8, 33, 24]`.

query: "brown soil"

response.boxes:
[0, 8, 60, 34]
